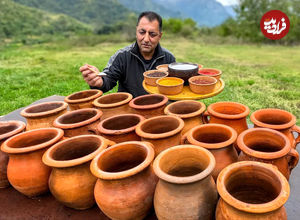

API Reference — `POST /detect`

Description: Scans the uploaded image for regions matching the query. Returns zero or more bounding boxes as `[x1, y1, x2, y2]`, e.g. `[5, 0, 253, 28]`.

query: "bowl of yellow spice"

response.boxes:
[156, 77, 184, 95]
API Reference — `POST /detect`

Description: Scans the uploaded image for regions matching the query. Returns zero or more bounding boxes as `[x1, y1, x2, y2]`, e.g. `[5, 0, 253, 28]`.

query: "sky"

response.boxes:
[216, 0, 239, 5]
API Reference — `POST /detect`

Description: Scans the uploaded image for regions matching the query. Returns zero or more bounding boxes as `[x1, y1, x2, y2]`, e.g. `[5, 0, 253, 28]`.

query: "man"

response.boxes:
[80, 11, 176, 97]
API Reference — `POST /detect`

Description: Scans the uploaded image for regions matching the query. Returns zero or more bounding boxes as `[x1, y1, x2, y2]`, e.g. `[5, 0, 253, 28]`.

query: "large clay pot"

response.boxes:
[1, 128, 64, 197]
[153, 145, 218, 220]
[20, 101, 68, 130]
[64, 89, 103, 110]
[97, 114, 145, 143]
[0, 121, 26, 188]
[164, 100, 206, 135]
[135, 115, 184, 156]
[93, 92, 133, 120]
[90, 141, 157, 220]
[129, 94, 168, 119]
[216, 161, 290, 220]
[42, 135, 114, 210]
[237, 128, 299, 180]
[181, 123, 238, 181]
[250, 108, 300, 149]
[53, 108, 102, 138]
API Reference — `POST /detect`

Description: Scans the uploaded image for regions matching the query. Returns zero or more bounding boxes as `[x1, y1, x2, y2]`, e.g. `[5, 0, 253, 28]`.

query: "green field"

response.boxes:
[1, 37, 299, 124]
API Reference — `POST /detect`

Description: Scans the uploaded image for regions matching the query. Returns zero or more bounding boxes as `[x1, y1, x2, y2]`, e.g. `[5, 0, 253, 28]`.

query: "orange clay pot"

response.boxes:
[181, 124, 238, 181]
[20, 101, 68, 130]
[90, 141, 157, 220]
[250, 108, 300, 149]
[216, 161, 290, 220]
[64, 89, 103, 110]
[153, 145, 218, 220]
[129, 94, 168, 119]
[0, 121, 26, 188]
[1, 128, 64, 197]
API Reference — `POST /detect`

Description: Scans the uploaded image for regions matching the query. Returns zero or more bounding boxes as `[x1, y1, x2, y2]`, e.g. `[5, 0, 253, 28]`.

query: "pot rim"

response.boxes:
[129, 94, 168, 110]
[92, 92, 133, 108]
[164, 100, 206, 119]
[143, 69, 168, 79]
[168, 62, 199, 71]
[198, 68, 222, 76]
[20, 101, 68, 118]
[0, 120, 26, 141]
[207, 101, 250, 119]
[64, 89, 103, 104]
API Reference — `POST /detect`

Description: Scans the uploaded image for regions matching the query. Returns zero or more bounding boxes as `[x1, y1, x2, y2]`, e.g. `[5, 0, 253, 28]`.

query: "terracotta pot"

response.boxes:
[156, 77, 184, 95]
[42, 135, 114, 210]
[93, 92, 133, 120]
[90, 141, 157, 220]
[188, 75, 217, 94]
[143, 69, 168, 86]
[198, 68, 222, 79]
[216, 161, 290, 220]
[250, 108, 300, 149]
[20, 101, 68, 130]
[129, 94, 168, 119]
[237, 128, 299, 180]
[64, 89, 103, 110]
[181, 123, 238, 181]
[153, 145, 218, 220]
[97, 114, 145, 143]
[0, 121, 26, 188]
[135, 115, 184, 156]
[156, 64, 169, 73]
[53, 108, 102, 138]
[1, 128, 64, 197]
[164, 100, 206, 135]
[168, 62, 199, 85]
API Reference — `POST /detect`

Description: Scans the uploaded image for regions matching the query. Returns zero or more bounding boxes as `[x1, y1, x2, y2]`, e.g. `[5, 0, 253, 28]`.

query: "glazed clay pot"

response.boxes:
[1, 128, 64, 197]
[93, 92, 133, 120]
[53, 108, 102, 138]
[237, 128, 299, 180]
[129, 94, 168, 119]
[0, 121, 26, 188]
[168, 62, 199, 85]
[250, 108, 300, 149]
[90, 141, 157, 220]
[153, 145, 218, 220]
[164, 100, 206, 135]
[64, 89, 103, 110]
[181, 123, 238, 181]
[216, 161, 290, 220]
[135, 115, 184, 156]
[42, 135, 114, 210]
[20, 101, 68, 130]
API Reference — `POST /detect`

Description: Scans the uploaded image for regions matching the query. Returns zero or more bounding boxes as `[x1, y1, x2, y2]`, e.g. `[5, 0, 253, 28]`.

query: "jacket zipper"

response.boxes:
[130, 52, 165, 71]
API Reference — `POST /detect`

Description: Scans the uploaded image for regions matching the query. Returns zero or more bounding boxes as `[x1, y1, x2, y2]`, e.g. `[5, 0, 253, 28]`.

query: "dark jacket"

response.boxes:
[90, 42, 176, 97]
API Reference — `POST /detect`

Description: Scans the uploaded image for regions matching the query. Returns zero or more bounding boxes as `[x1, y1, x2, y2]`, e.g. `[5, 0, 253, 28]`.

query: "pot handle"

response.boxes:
[202, 111, 210, 124]
[181, 133, 189, 144]
[291, 125, 300, 147]
[288, 148, 299, 171]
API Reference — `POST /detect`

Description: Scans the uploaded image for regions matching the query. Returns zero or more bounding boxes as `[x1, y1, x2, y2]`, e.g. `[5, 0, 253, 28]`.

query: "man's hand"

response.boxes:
[79, 64, 104, 87]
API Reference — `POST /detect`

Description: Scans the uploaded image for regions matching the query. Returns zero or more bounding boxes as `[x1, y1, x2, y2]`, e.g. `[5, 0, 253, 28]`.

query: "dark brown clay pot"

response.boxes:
[135, 115, 184, 156]
[53, 108, 102, 138]
[216, 161, 290, 220]
[237, 128, 299, 180]
[129, 94, 168, 119]
[90, 141, 157, 220]
[250, 108, 300, 149]
[42, 135, 114, 210]
[153, 145, 218, 220]
[20, 101, 68, 130]
[64, 89, 103, 110]
[1, 128, 64, 197]
[0, 121, 26, 188]
[168, 62, 199, 84]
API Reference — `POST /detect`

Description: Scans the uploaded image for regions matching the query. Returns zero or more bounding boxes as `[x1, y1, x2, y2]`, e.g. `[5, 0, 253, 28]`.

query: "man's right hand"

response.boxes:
[79, 64, 104, 87]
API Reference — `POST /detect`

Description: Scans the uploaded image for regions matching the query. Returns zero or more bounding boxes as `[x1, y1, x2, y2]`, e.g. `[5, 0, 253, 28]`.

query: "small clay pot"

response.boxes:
[168, 62, 199, 84]
[156, 77, 184, 95]
[156, 64, 169, 73]
[189, 75, 217, 94]
[198, 68, 222, 79]
[129, 94, 168, 119]
[143, 69, 168, 86]
[53, 108, 102, 138]
[1, 128, 64, 197]
[216, 161, 290, 220]
[20, 101, 68, 130]
[64, 89, 103, 110]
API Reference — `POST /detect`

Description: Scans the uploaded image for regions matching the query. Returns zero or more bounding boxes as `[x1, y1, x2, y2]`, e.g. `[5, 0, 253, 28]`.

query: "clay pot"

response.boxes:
[198, 68, 222, 79]
[156, 77, 184, 95]
[42, 135, 114, 210]
[53, 108, 102, 138]
[188, 75, 217, 94]
[0, 121, 26, 188]
[250, 108, 300, 149]
[216, 161, 290, 220]
[181, 124, 238, 181]
[129, 94, 168, 119]
[90, 141, 157, 220]
[93, 92, 133, 120]
[156, 64, 169, 73]
[153, 145, 218, 220]
[1, 128, 64, 197]
[135, 115, 184, 156]
[168, 62, 199, 84]
[97, 114, 145, 143]
[237, 128, 299, 180]
[164, 100, 206, 135]
[64, 89, 103, 110]
[143, 69, 168, 86]
[20, 101, 68, 130]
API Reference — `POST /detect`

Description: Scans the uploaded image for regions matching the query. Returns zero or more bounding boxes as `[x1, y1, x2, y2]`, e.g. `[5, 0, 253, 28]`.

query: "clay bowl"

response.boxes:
[188, 76, 217, 94]
[198, 68, 222, 80]
[168, 62, 199, 84]
[156, 77, 184, 95]
[143, 70, 168, 86]
[156, 64, 169, 73]
[65, 89, 103, 110]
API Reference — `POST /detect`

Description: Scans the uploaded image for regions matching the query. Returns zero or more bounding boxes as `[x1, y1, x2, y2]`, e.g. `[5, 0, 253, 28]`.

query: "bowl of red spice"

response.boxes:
[144, 70, 168, 86]
[198, 68, 222, 79]
[188, 76, 217, 94]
